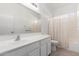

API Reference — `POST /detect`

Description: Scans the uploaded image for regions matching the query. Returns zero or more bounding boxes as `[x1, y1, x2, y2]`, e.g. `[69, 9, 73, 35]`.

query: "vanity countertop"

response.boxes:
[0, 33, 50, 54]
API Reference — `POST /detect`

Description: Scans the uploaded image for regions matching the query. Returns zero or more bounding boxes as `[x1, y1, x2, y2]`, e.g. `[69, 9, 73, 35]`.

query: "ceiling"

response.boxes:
[39, 3, 77, 11]
[38, 3, 77, 16]
[44, 3, 73, 9]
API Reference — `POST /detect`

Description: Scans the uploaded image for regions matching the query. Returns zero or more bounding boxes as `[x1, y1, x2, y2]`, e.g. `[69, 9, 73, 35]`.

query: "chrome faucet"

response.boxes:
[15, 35, 20, 41]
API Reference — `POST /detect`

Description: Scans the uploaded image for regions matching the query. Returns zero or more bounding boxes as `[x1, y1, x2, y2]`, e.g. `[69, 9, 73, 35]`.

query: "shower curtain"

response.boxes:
[48, 13, 77, 49]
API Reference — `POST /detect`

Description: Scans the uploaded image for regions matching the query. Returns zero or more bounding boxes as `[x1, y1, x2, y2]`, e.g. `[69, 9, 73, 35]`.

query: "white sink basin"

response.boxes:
[0, 39, 14, 45]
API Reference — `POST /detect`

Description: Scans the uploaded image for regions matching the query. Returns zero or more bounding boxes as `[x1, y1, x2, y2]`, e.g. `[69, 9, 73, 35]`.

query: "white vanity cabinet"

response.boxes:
[28, 37, 51, 56]
[0, 36, 51, 56]
[1, 41, 40, 56]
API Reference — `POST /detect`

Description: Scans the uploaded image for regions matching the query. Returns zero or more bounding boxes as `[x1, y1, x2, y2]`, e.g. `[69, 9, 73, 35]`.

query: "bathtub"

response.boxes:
[67, 33, 79, 53]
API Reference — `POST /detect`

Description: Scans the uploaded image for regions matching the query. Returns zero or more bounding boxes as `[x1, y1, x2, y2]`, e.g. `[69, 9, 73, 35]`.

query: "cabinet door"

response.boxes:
[40, 38, 51, 56]
[41, 44, 47, 56]
[47, 38, 51, 55]
[28, 48, 40, 56]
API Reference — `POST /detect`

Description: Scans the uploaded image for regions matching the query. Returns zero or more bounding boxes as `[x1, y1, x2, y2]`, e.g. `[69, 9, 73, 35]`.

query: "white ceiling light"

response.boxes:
[21, 3, 40, 13]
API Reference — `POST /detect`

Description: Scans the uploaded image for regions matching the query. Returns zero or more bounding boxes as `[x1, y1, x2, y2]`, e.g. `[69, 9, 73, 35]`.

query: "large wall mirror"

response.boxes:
[0, 3, 41, 35]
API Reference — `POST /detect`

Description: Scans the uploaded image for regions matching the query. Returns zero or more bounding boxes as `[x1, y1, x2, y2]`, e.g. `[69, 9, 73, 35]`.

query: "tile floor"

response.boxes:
[50, 48, 79, 56]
